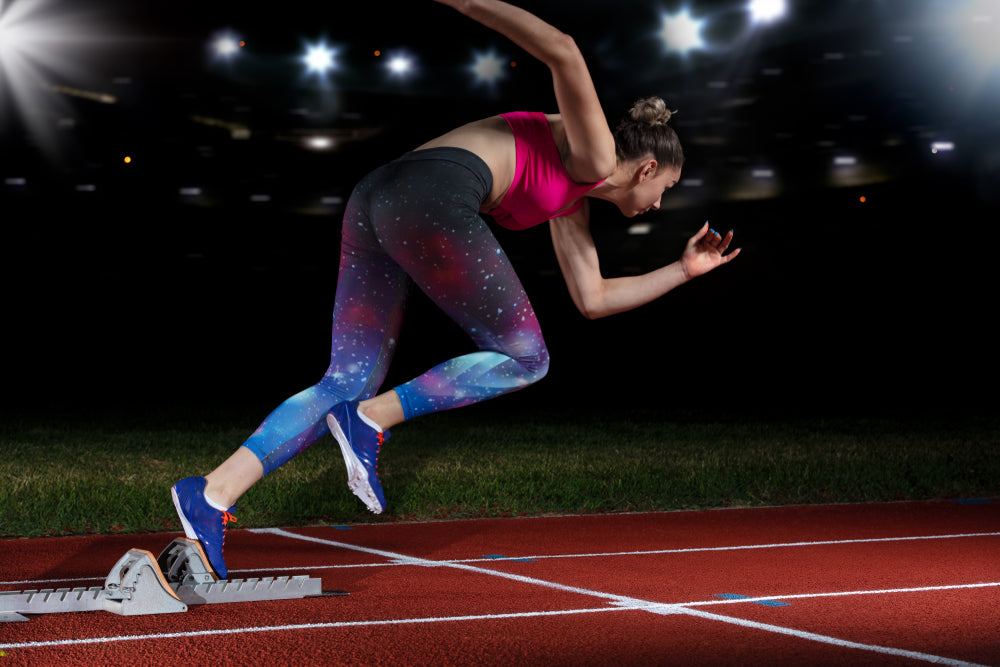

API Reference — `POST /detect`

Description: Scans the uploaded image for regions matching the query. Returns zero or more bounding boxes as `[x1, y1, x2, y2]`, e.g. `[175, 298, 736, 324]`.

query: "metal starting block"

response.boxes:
[1, 537, 327, 622]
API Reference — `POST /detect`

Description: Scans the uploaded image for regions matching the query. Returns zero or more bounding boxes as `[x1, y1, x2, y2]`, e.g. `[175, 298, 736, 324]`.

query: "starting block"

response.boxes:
[1, 537, 329, 622]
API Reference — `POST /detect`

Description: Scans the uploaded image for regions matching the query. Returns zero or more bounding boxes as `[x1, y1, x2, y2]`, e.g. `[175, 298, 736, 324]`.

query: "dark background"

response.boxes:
[2, 0, 998, 419]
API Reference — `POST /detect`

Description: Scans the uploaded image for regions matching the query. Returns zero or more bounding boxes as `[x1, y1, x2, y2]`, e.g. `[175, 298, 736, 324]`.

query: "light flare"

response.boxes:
[302, 40, 338, 76]
[469, 50, 507, 86]
[0, 0, 114, 156]
[748, 0, 787, 24]
[657, 8, 706, 55]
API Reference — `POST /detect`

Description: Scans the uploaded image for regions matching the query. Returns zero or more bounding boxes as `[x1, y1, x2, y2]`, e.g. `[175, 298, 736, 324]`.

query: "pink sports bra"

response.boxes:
[489, 111, 603, 231]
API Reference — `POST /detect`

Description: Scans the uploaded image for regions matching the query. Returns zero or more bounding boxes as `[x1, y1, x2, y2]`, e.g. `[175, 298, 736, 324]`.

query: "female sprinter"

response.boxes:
[172, 0, 740, 579]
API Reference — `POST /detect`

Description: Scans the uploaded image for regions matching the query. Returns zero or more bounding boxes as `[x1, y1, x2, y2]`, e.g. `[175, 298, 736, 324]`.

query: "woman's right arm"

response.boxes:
[434, 0, 617, 183]
[550, 201, 739, 319]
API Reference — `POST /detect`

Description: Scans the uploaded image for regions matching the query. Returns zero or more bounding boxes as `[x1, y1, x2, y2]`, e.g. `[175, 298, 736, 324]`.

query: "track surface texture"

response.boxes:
[3, 500, 999, 666]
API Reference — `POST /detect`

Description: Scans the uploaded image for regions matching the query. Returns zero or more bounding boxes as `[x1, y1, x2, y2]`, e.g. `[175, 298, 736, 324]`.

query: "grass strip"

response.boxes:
[1, 406, 997, 537]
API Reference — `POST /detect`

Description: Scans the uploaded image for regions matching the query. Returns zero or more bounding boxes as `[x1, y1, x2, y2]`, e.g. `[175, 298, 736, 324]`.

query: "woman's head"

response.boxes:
[605, 97, 684, 217]
[613, 97, 684, 168]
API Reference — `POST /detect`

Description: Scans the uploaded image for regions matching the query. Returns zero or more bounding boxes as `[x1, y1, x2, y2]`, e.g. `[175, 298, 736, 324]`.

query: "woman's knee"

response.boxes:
[515, 342, 550, 384]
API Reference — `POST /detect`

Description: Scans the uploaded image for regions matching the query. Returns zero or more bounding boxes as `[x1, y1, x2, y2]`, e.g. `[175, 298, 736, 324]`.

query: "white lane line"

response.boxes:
[0, 607, 628, 650]
[472, 530, 1000, 560]
[1, 601, 993, 667]
[260, 528, 684, 612]
[678, 606, 991, 667]
[3, 529, 997, 667]
[261, 527, 993, 667]
[678, 581, 1000, 607]
[7, 530, 998, 587]
[224, 529, 1000, 576]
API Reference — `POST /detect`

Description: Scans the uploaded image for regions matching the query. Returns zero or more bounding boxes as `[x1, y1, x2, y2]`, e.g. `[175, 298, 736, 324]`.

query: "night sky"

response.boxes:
[2, 0, 998, 417]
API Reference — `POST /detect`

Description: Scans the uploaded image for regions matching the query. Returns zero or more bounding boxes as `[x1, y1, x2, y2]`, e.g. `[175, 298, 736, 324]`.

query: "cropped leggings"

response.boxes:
[242, 148, 550, 475]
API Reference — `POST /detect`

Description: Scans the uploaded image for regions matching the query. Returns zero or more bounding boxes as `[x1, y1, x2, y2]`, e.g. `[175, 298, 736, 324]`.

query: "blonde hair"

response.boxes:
[614, 96, 684, 167]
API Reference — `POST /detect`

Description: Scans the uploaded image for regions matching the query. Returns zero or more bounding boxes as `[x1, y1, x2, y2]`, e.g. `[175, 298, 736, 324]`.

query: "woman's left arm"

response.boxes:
[550, 202, 740, 319]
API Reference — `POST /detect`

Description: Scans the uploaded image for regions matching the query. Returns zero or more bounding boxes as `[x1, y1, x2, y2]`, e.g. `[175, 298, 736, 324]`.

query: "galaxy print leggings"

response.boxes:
[242, 148, 550, 475]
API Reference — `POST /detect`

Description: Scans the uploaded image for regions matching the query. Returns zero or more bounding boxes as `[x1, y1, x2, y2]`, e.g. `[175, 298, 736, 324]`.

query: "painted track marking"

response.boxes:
[0, 607, 630, 650]
[5, 530, 998, 586]
[3, 527, 997, 666]
[275, 529, 1000, 666]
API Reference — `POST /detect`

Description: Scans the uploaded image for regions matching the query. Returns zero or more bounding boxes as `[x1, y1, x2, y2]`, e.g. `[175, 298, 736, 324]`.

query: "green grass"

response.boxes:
[1, 405, 997, 537]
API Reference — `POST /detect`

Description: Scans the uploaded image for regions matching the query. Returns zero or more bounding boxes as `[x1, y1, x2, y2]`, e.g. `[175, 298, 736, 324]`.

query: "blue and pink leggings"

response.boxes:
[242, 148, 550, 475]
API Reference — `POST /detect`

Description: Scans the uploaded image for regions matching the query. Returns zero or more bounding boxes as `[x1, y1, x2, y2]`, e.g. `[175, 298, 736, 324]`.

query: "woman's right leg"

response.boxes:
[204, 240, 409, 507]
[228, 196, 411, 487]
[339, 150, 552, 429]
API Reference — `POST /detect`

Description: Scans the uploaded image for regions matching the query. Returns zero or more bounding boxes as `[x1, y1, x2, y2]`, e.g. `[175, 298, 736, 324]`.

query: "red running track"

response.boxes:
[2, 500, 999, 666]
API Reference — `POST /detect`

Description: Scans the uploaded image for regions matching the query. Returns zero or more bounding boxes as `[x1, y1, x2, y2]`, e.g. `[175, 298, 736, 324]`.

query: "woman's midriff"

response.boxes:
[414, 116, 517, 213]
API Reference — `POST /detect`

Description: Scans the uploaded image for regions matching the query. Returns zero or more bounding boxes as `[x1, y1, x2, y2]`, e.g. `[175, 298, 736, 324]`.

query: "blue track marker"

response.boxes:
[716, 593, 790, 607]
[482, 554, 535, 562]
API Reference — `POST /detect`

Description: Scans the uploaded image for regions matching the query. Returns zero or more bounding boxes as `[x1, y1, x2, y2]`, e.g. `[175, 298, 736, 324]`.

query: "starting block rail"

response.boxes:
[1, 537, 330, 622]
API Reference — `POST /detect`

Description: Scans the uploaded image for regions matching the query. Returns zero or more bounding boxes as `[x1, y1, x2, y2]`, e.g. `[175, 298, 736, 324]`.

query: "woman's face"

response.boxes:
[619, 163, 682, 217]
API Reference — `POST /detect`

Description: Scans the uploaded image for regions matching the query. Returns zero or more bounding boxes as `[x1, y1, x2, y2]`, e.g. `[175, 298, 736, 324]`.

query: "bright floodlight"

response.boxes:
[658, 8, 705, 55]
[386, 53, 414, 77]
[304, 135, 334, 151]
[469, 50, 507, 86]
[0, 0, 109, 155]
[302, 40, 337, 75]
[0, 1, 18, 55]
[749, 0, 787, 24]
[211, 31, 242, 60]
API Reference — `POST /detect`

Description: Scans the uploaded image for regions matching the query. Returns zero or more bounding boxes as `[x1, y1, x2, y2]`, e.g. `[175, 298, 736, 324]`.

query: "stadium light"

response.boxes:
[469, 49, 508, 86]
[0, 0, 110, 156]
[387, 56, 411, 75]
[0, 1, 17, 55]
[210, 30, 244, 61]
[748, 0, 787, 24]
[1, 1, 34, 78]
[302, 40, 338, 76]
[657, 8, 706, 56]
[384, 50, 417, 79]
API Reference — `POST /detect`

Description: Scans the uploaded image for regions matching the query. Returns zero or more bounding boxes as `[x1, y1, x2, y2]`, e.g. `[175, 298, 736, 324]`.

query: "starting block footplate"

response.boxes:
[1, 537, 329, 620]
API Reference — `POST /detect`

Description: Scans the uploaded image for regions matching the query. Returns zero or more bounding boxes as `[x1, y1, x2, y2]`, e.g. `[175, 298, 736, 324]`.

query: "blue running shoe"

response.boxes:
[170, 477, 237, 579]
[327, 401, 389, 514]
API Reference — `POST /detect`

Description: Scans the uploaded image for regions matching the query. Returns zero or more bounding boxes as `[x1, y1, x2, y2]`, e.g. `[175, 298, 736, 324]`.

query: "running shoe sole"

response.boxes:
[326, 412, 384, 514]
[171, 484, 199, 543]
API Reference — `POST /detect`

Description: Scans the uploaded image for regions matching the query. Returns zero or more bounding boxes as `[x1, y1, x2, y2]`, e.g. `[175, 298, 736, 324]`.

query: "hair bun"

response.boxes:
[615, 96, 684, 166]
[629, 97, 674, 126]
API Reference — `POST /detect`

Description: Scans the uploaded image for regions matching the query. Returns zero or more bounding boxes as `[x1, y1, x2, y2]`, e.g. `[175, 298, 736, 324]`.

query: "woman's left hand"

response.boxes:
[680, 222, 741, 280]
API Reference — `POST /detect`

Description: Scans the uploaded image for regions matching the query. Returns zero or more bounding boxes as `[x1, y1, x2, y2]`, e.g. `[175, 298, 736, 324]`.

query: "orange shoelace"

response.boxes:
[220, 511, 238, 547]
[374, 431, 384, 472]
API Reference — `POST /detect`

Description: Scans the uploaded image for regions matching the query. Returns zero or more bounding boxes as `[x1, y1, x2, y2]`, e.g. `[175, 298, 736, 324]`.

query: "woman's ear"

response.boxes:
[637, 159, 659, 182]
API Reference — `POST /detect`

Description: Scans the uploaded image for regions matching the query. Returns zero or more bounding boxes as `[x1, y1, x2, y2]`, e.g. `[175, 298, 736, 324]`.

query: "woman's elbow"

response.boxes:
[576, 295, 610, 320]
[543, 31, 584, 69]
